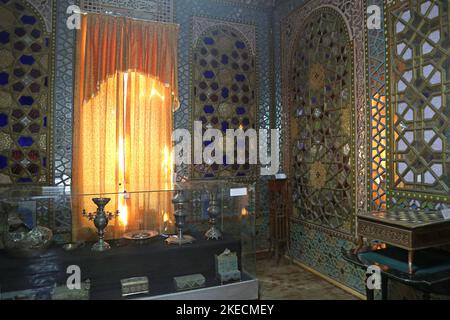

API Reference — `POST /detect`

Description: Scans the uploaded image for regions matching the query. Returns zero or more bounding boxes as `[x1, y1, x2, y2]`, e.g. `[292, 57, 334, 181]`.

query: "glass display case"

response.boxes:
[0, 181, 257, 300]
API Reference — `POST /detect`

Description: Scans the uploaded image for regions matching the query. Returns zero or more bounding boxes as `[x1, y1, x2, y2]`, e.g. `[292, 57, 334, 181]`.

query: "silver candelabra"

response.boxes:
[82, 198, 119, 252]
[166, 190, 195, 245]
[205, 191, 222, 240]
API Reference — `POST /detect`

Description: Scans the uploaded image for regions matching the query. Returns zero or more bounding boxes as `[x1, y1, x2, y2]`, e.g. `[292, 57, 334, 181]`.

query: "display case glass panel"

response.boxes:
[0, 181, 256, 300]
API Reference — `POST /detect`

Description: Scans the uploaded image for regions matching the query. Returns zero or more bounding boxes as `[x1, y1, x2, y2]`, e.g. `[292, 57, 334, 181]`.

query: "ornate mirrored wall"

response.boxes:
[191, 18, 258, 179]
[282, 0, 366, 238]
[289, 8, 354, 234]
[386, 0, 449, 207]
[0, 0, 54, 185]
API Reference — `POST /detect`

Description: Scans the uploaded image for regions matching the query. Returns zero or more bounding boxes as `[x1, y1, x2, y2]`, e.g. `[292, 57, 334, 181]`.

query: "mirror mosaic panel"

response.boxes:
[290, 8, 354, 234]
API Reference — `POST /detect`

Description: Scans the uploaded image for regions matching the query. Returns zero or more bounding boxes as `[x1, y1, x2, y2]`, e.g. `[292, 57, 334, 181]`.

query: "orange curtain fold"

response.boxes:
[72, 13, 178, 241]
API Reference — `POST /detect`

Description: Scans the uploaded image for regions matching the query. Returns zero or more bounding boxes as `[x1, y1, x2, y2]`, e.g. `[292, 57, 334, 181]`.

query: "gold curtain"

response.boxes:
[72, 14, 178, 240]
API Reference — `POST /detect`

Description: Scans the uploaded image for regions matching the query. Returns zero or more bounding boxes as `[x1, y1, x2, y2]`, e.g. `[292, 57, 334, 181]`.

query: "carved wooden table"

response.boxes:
[356, 210, 450, 274]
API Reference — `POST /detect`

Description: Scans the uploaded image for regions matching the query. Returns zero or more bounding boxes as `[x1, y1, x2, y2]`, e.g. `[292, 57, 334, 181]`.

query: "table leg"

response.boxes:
[354, 236, 364, 254]
[381, 274, 388, 300]
[366, 278, 375, 300]
[408, 250, 414, 274]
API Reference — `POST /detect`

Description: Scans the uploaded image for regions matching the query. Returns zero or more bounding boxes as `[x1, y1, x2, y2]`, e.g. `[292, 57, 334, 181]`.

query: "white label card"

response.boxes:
[441, 209, 450, 220]
[230, 188, 248, 197]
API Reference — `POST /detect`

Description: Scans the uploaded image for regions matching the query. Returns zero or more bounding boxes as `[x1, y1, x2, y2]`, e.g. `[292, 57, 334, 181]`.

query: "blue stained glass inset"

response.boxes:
[204, 105, 214, 114]
[236, 107, 246, 115]
[0, 31, 10, 44]
[221, 88, 229, 99]
[211, 60, 219, 68]
[235, 41, 246, 49]
[221, 54, 229, 65]
[31, 29, 41, 39]
[0, 72, 9, 85]
[20, 55, 35, 65]
[235, 74, 246, 82]
[13, 82, 25, 92]
[203, 37, 215, 45]
[21, 15, 36, 25]
[18, 136, 34, 147]
[17, 178, 33, 183]
[19, 96, 34, 106]
[204, 71, 215, 79]
[221, 121, 229, 132]
[15, 28, 26, 37]
[0, 155, 7, 169]
[0, 113, 8, 127]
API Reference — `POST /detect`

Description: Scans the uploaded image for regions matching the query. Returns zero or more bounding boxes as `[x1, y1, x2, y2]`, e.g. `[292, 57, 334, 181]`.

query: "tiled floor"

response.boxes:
[257, 257, 358, 300]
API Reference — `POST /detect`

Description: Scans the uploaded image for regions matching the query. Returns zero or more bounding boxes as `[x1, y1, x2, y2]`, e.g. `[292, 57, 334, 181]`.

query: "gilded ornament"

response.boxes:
[39, 134, 47, 150]
[0, 91, 12, 109]
[0, 8, 15, 26]
[309, 161, 327, 189]
[309, 63, 325, 90]
[0, 133, 13, 150]
[341, 107, 351, 136]
[0, 50, 14, 69]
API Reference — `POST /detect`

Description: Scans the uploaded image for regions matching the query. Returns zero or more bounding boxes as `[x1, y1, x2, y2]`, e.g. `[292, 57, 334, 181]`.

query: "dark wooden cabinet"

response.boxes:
[268, 179, 290, 263]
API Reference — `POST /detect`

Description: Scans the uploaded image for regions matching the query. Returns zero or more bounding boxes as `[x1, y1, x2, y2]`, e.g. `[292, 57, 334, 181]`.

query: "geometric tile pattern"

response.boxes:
[273, 0, 307, 168]
[289, 8, 354, 234]
[281, 0, 367, 219]
[191, 23, 257, 179]
[53, 0, 76, 187]
[388, 0, 450, 197]
[26, 0, 52, 32]
[289, 222, 365, 294]
[0, 0, 53, 185]
[80, 0, 174, 23]
[367, 0, 387, 211]
[174, 0, 273, 247]
[275, 0, 366, 295]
